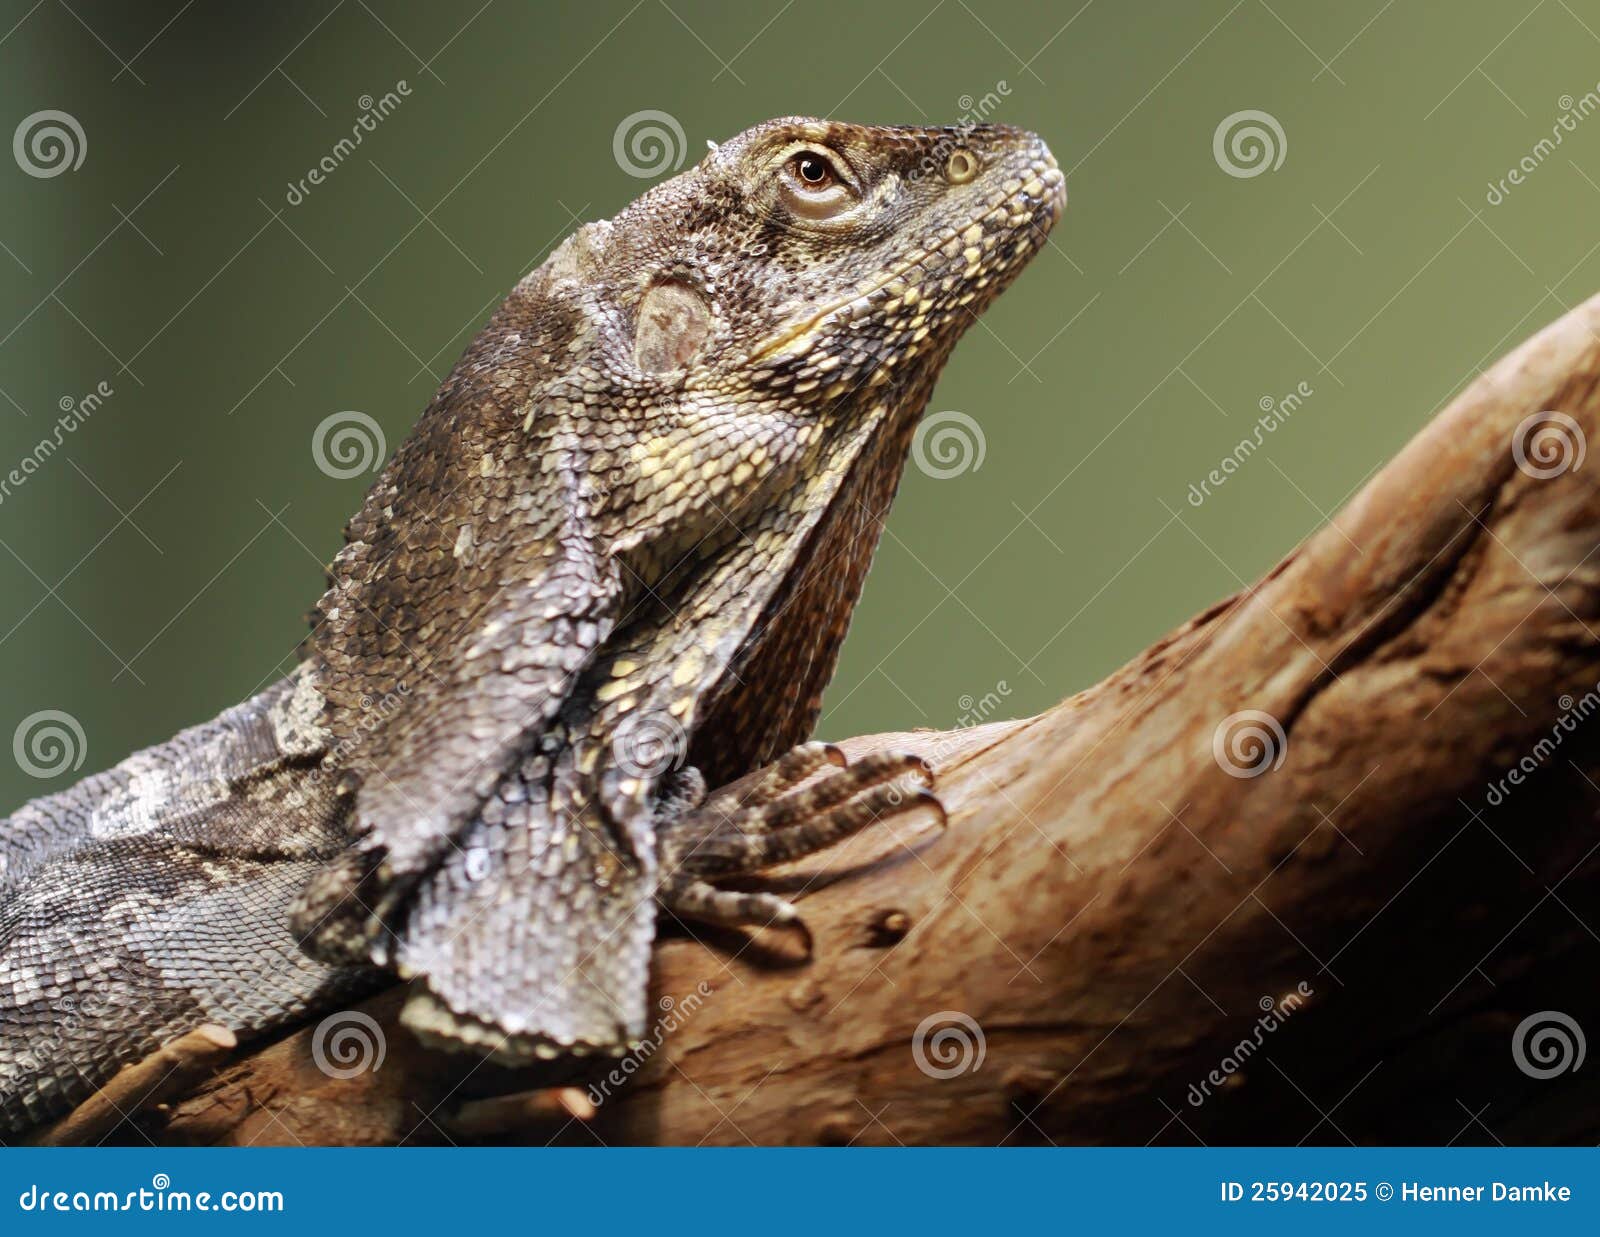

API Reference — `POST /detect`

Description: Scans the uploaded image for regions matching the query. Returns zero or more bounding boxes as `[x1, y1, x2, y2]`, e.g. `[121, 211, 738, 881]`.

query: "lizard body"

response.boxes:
[0, 117, 1062, 1131]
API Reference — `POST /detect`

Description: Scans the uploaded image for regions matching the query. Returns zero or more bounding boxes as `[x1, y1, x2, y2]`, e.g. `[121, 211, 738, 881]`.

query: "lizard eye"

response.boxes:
[779, 149, 855, 221]
[793, 153, 834, 188]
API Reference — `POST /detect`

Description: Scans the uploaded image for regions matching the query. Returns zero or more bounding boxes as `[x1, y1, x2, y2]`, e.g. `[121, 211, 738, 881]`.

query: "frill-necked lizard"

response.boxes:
[0, 117, 1063, 1132]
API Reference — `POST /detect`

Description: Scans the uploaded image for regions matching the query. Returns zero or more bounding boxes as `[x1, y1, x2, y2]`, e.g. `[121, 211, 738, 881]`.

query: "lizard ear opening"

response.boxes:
[634, 281, 712, 372]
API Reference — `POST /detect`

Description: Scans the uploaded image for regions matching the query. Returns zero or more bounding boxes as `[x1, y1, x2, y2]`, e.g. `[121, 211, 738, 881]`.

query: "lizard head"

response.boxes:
[548, 116, 1064, 405]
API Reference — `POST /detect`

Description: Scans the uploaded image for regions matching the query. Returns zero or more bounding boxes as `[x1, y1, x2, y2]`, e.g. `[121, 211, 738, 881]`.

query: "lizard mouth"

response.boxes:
[749, 158, 1065, 365]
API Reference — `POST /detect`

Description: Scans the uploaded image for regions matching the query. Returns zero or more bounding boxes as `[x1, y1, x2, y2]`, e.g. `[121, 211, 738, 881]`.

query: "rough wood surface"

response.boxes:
[128, 292, 1600, 1146]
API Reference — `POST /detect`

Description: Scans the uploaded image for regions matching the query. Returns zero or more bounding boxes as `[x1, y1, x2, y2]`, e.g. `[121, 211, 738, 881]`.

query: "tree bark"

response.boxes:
[143, 292, 1600, 1146]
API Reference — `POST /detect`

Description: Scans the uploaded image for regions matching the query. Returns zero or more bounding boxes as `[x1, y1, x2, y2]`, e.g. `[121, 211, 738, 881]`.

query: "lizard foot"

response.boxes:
[657, 744, 944, 952]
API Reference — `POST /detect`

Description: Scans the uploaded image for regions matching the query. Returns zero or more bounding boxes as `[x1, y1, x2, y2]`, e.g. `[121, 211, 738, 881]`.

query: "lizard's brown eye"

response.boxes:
[792, 152, 835, 189]
[779, 149, 855, 221]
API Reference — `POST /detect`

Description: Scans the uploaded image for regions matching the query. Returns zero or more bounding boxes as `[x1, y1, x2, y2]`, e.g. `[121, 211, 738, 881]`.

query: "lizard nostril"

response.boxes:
[944, 148, 978, 185]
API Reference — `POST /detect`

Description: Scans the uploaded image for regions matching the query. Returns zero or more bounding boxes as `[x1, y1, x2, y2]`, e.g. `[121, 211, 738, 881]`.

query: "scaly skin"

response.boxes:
[0, 117, 1063, 1129]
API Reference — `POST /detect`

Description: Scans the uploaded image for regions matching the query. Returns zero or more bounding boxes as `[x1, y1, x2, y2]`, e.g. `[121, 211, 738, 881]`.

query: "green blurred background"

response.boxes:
[1, 0, 1595, 807]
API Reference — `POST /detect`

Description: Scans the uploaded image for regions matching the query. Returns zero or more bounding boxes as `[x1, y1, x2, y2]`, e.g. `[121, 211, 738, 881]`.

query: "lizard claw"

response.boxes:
[913, 786, 949, 831]
[774, 903, 815, 959]
[445, 1086, 596, 1139]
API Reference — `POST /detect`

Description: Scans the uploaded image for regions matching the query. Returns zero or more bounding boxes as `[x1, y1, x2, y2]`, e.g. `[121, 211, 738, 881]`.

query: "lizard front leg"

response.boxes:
[656, 744, 944, 948]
